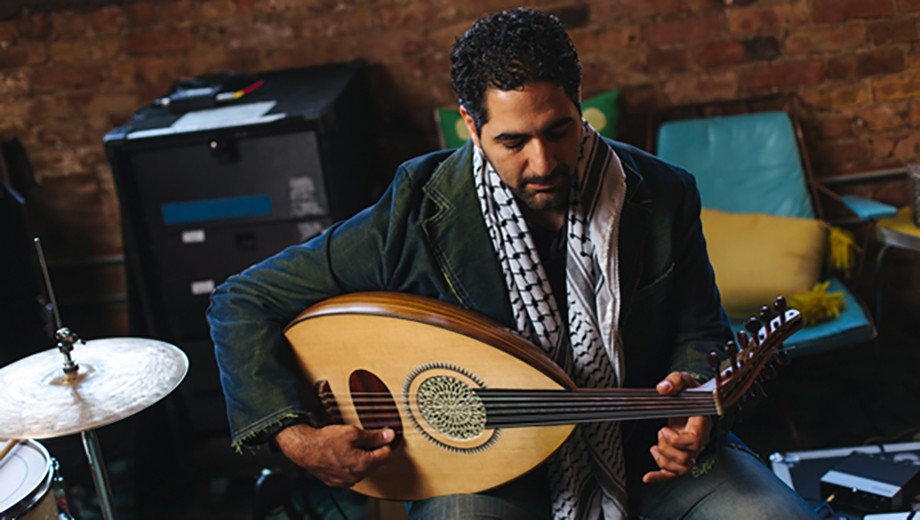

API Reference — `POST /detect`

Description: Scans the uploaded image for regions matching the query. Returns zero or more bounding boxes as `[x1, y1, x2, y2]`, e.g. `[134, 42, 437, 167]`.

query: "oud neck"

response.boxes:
[479, 388, 717, 429]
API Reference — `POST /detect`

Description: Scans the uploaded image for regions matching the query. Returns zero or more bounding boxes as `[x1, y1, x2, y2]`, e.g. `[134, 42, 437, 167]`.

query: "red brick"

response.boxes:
[648, 48, 692, 73]
[359, 31, 427, 62]
[812, 138, 870, 167]
[0, 21, 17, 43]
[872, 70, 920, 101]
[643, 13, 725, 46]
[184, 48, 260, 75]
[869, 134, 897, 162]
[572, 26, 640, 53]
[125, 28, 194, 55]
[236, 0, 257, 13]
[869, 19, 918, 44]
[49, 11, 90, 39]
[0, 67, 30, 98]
[856, 47, 905, 77]
[133, 57, 179, 90]
[51, 37, 119, 62]
[585, 50, 649, 87]
[742, 36, 781, 61]
[200, 0, 236, 19]
[825, 55, 856, 80]
[305, 36, 361, 66]
[891, 132, 920, 163]
[218, 22, 294, 49]
[302, 9, 376, 39]
[593, 0, 678, 20]
[678, 0, 722, 14]
[799, 83, 871, 110]
[853, 103, 909, 132]
[378, 1, 454, 28]
[814, 0, 894, 22]
[90, 5, 127, 33]
[32, 64, 105, 91]
[106, 60, 138, 89]
[18, 12, 51, 39]
[743, 60, 824, 91]
[811, 113, 854, 139]
[662, 70, 739, 104]
[0, 40, 48, 68]
[163, 0, 196, 21]
[785, 25, 866, 55]
[727, 2, 810, 37]
[699, 40, 747, 67]
[912, 102, 920, 126]
[912, 45, 920, 68]
[125, 3, 158, 26]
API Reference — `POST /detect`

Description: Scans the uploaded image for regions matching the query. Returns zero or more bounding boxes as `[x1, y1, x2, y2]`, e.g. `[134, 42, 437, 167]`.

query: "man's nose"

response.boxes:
[527, 139, 557, 175]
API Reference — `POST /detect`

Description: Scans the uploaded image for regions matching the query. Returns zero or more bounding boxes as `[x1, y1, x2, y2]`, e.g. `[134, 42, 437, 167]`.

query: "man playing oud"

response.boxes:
[209, 8, 816, 519]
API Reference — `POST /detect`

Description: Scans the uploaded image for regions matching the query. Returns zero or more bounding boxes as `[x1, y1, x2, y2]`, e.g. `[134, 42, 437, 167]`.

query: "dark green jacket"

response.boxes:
[208, 139, 731, 472]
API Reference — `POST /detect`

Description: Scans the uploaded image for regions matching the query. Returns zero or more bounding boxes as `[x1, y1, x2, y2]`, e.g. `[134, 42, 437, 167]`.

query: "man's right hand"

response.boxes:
[275, 423, 395, 488]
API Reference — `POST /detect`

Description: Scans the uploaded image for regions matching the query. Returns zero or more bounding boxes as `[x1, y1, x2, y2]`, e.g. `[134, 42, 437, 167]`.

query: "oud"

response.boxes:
[285, 292, 800, 501]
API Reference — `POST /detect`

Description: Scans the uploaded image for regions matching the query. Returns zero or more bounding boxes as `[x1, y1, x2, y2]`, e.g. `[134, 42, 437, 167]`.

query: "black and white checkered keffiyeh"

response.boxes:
[473, 121, 628, 520]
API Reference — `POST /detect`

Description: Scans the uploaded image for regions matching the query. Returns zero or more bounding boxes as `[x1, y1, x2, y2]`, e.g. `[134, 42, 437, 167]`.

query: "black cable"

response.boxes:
[813, 493, 836, 518]
[876, 443, 888, 460]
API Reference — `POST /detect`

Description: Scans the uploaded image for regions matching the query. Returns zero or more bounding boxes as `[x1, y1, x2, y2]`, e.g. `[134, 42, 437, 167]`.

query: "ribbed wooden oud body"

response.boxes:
[284, 292, 577, 501]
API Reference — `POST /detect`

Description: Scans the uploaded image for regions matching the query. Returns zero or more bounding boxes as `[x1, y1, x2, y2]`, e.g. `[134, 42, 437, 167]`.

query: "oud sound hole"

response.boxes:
[417, 375, 486, 440]
[349, 369, 403, 441]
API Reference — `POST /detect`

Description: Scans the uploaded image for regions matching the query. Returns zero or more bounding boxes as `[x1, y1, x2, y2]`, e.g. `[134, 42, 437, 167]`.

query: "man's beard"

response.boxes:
[510, 167, 571, 212]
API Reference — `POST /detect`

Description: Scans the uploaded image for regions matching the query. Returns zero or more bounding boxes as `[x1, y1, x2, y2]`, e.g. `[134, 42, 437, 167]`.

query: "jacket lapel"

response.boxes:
[420, 142, 514, 327]
[613, 144, 652, 320]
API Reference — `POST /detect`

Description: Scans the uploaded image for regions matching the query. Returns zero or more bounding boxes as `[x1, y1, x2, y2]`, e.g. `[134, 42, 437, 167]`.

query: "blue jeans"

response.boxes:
[408, 442, 817, 519]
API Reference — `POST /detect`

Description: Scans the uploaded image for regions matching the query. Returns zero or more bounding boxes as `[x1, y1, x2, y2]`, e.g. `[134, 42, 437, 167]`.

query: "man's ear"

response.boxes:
[458, 106, 481, 148]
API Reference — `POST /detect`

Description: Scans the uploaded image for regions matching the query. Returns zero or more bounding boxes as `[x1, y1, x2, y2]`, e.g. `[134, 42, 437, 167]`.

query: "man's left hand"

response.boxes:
[642, 371, 712, 484]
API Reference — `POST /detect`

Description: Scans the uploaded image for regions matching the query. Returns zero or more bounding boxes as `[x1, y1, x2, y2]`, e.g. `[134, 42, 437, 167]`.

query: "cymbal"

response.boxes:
[0, 337, 188, 440]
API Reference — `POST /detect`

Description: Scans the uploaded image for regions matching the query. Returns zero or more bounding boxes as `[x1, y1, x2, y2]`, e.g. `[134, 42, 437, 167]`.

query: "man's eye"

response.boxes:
[504, 140, 526, 150]
[547, 126, 571, 140]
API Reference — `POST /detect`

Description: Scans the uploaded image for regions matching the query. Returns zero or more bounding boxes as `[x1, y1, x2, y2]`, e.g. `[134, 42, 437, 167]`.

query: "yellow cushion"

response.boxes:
[700, 208, 827, 318]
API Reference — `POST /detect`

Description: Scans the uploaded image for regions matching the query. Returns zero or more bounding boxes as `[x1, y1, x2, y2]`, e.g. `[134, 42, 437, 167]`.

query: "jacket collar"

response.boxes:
[421, 141, 514, 326]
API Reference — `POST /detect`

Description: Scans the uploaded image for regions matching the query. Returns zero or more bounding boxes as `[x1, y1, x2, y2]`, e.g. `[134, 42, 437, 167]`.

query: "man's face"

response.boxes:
[461, 82, 582, 214]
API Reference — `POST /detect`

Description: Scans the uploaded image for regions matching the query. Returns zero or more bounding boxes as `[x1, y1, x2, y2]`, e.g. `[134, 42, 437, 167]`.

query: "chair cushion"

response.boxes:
[729, 277, 874, 358]
[657, 112, 815, 219]
[434, 107, 471, 149]
[582, 89, 619, 139]
[701, 208, 826, 318]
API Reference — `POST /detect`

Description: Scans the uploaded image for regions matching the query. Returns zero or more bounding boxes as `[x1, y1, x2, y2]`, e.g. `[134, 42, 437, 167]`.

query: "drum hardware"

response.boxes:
[0, 439, 73, 520]
[0, 238, 189, 520]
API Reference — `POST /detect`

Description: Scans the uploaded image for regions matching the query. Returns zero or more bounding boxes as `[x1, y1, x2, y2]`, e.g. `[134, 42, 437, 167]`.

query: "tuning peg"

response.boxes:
[735, 329, 749, 348]
[744, 317, 761, 347]
[744, 316, 760, 334]
[708, 352, 722, 384]
[773, 296, 787, 322]
[724, 340, 738, 370]
[759, 305, 774, 323]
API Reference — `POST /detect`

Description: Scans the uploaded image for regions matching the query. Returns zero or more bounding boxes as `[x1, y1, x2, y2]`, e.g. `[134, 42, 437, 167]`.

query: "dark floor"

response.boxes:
[33, 306, 920, 520]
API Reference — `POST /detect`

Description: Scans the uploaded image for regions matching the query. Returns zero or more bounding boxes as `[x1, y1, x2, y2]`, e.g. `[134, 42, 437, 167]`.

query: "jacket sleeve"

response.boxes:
[665, 172, 733, 379]
[207, 167, 416, 448]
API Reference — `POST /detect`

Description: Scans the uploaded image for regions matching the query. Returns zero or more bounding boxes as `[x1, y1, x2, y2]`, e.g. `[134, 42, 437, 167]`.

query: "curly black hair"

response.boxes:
[450, 7, 582, 134]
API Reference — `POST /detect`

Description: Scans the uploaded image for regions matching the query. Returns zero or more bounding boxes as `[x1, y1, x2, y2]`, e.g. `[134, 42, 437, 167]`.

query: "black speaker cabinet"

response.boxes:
[105, 61, 377, 347]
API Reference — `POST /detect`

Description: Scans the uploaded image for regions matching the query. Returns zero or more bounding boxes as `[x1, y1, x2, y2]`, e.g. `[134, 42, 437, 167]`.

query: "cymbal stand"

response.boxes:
[35, 237, 118, 520]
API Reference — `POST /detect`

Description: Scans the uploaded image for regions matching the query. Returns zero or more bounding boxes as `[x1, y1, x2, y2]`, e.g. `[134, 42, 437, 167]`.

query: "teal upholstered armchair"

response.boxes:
[652, 101, 894, 357]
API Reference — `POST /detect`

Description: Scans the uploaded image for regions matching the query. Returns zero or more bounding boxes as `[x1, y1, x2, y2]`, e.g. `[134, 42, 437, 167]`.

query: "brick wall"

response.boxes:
[1, 0, 918, 336]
